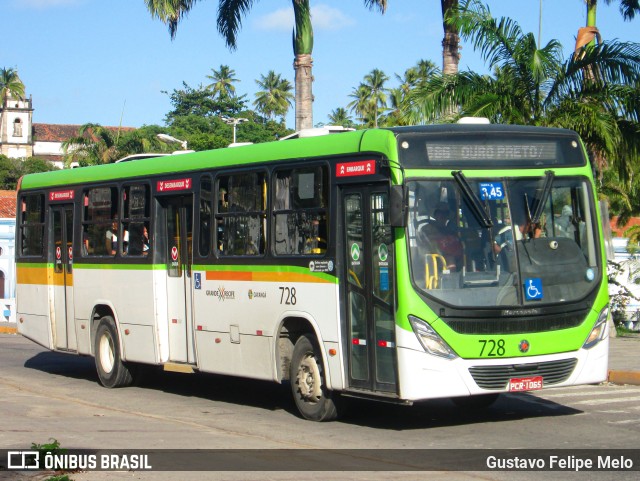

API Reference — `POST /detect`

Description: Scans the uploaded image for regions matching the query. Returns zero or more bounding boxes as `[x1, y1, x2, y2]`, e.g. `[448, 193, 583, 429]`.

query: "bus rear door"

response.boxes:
[162, 196, 195, 364]
[341, 183, 398, 394]
[51, 204, 77, 351]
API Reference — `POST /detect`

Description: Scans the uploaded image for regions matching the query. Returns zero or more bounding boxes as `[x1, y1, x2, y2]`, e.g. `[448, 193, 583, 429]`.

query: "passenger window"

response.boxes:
[215, 172, 267, 256]
[199, 176, 212, 257]
[19, 194, 45, 257]
[122, 184, 150, 257]
[82, 187, 118, 256]
[273, 165, 328, 255]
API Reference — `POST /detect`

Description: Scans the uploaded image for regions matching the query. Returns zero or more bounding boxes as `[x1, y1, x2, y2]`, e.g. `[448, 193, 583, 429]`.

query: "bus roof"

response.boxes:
[19, 128, 396, 191]
[18, 124, 583, 191]
[384, 123, 580, 137]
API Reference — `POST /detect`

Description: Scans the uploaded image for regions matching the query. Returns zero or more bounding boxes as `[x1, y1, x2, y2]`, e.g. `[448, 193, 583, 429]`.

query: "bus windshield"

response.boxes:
[408, 175, 601, 307]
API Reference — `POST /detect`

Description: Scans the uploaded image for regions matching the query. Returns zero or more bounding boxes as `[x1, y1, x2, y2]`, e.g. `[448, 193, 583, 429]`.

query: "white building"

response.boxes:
[0, 93, 33, 159]
[2, 91, 131, 169]
[0, 192, 16, 322]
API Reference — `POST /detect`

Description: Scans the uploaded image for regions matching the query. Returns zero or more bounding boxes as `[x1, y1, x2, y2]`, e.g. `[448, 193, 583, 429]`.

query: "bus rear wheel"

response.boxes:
[94, 316, 134, 388]
[290, 334, 339, 422]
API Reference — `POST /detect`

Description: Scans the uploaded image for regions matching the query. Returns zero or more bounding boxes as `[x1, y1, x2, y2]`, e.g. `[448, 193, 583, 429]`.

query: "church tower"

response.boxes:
[0, 91, 34, 158]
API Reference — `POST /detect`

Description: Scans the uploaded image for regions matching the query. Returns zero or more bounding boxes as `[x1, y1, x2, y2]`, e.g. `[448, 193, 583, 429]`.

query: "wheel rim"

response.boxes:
[297, 352, 323, 403]
[98, 332, 115, 374]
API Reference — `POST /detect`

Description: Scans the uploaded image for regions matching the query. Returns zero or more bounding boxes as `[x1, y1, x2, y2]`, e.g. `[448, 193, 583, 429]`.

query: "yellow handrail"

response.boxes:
[425, 253, 447, 289]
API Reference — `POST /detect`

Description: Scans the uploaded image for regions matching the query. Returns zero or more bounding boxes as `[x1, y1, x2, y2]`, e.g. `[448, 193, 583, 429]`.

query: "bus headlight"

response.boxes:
[409, 316, 458, 359]
[583, 305, 609, 349]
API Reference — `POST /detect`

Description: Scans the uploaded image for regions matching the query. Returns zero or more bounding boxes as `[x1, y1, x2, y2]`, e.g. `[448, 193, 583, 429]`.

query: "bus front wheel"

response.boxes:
[94, 316, 134, 388]
[290, 334, 339, 422]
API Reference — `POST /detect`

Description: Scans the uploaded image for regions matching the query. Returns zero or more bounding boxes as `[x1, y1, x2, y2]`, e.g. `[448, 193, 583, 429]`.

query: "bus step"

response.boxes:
[163, 362, 195, 374]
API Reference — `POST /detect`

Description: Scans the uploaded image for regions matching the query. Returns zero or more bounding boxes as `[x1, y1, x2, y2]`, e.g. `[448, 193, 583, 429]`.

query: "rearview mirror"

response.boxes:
[390, 185, 406, 228]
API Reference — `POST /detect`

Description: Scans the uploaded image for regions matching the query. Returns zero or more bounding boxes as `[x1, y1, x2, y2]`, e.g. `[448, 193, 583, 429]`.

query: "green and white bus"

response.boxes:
[16, 123, 610, 421]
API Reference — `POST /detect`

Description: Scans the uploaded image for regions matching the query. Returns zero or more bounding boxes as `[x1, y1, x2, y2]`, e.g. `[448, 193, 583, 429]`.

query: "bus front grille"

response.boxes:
[468, 358, 578, 390]
[444, 312, 587, 334]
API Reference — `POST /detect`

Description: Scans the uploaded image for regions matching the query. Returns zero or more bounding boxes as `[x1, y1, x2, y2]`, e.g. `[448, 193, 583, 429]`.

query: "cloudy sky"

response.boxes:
[3, 0, 638, 129]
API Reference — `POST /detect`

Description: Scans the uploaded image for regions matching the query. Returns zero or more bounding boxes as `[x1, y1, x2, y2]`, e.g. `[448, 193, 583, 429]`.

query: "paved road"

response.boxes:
[1, 333, 639, 481]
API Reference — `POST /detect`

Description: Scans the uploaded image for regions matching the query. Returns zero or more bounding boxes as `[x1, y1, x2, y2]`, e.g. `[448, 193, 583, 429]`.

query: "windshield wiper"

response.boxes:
[530, 170, 555, 225]
[451, 171, 493, 229]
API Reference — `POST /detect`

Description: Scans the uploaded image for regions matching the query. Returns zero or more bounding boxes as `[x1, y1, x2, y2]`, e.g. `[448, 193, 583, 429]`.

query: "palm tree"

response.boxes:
[145, 1, 387, 131]
[327, 108, 355, 128]
[396, 60, 439, 95]
[348, 69, 389, 128]
[0, 67, 25, 104]
[206, 64, 240, 100]
[62, 123, 120, 167]
[348, 84, 374, 127]
[383, 88, 407, 127]
[253, 71, 294, 122]
[404, 0, 640, 177]
[578, 1, 639, 50]
[441, 0, 461, 74]
[1, 67, 26, 144]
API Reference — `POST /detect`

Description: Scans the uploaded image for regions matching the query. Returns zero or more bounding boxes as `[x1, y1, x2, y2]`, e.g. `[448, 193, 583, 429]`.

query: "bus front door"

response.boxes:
[51, 204, 77, 351]
[342, 186, 398, 394]
[163, 197, 195, 364]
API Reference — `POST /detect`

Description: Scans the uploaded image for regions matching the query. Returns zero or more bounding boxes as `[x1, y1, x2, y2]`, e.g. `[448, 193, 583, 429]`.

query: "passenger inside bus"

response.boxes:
[106, 215, 128, 256]
[417, 204, 463, 271]
[556, 205, 575, 238]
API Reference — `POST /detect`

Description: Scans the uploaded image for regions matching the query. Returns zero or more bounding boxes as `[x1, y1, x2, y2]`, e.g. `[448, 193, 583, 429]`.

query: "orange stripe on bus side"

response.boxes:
[17, 266, 72, 286]
[205, 271, 253, 281]
[205, 271, 331, 284]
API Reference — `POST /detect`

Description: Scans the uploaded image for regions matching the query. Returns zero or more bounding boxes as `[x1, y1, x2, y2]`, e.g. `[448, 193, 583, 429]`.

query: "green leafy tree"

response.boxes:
[145, 0, 387, 131]
[164, 82, 248, 123]
[0, 154, 56, 189]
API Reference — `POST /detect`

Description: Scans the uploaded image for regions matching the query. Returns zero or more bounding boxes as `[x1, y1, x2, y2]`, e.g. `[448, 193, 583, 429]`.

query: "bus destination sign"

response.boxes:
[49, 190, 74, 202]
[336, 160, 376, 177]
[157, 178, 192, 192]
[426, 142, 557, 163]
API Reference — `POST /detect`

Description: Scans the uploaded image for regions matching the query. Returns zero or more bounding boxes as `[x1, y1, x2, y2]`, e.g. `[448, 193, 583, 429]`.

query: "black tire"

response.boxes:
[290, 334, 339, 422]
[451, 393, 500, 409]
[94, 316, 134, 388]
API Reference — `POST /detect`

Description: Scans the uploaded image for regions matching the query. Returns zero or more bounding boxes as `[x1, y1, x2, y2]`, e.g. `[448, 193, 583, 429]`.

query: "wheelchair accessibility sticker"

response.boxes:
[524, 278, 543, 301]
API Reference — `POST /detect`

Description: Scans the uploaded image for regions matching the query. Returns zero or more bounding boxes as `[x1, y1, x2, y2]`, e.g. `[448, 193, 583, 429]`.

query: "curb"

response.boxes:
[608, 369, 640, 386]
[0, 326, 17, 334]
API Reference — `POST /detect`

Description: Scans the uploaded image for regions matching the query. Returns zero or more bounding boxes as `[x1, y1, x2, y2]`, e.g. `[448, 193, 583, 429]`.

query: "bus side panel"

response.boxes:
[153, 269, 170, 363]
[73, 267, 159, 363]
[195, 330, 273, 380]
[16, 264, 54, 349]
[192, 271, 341, 384]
